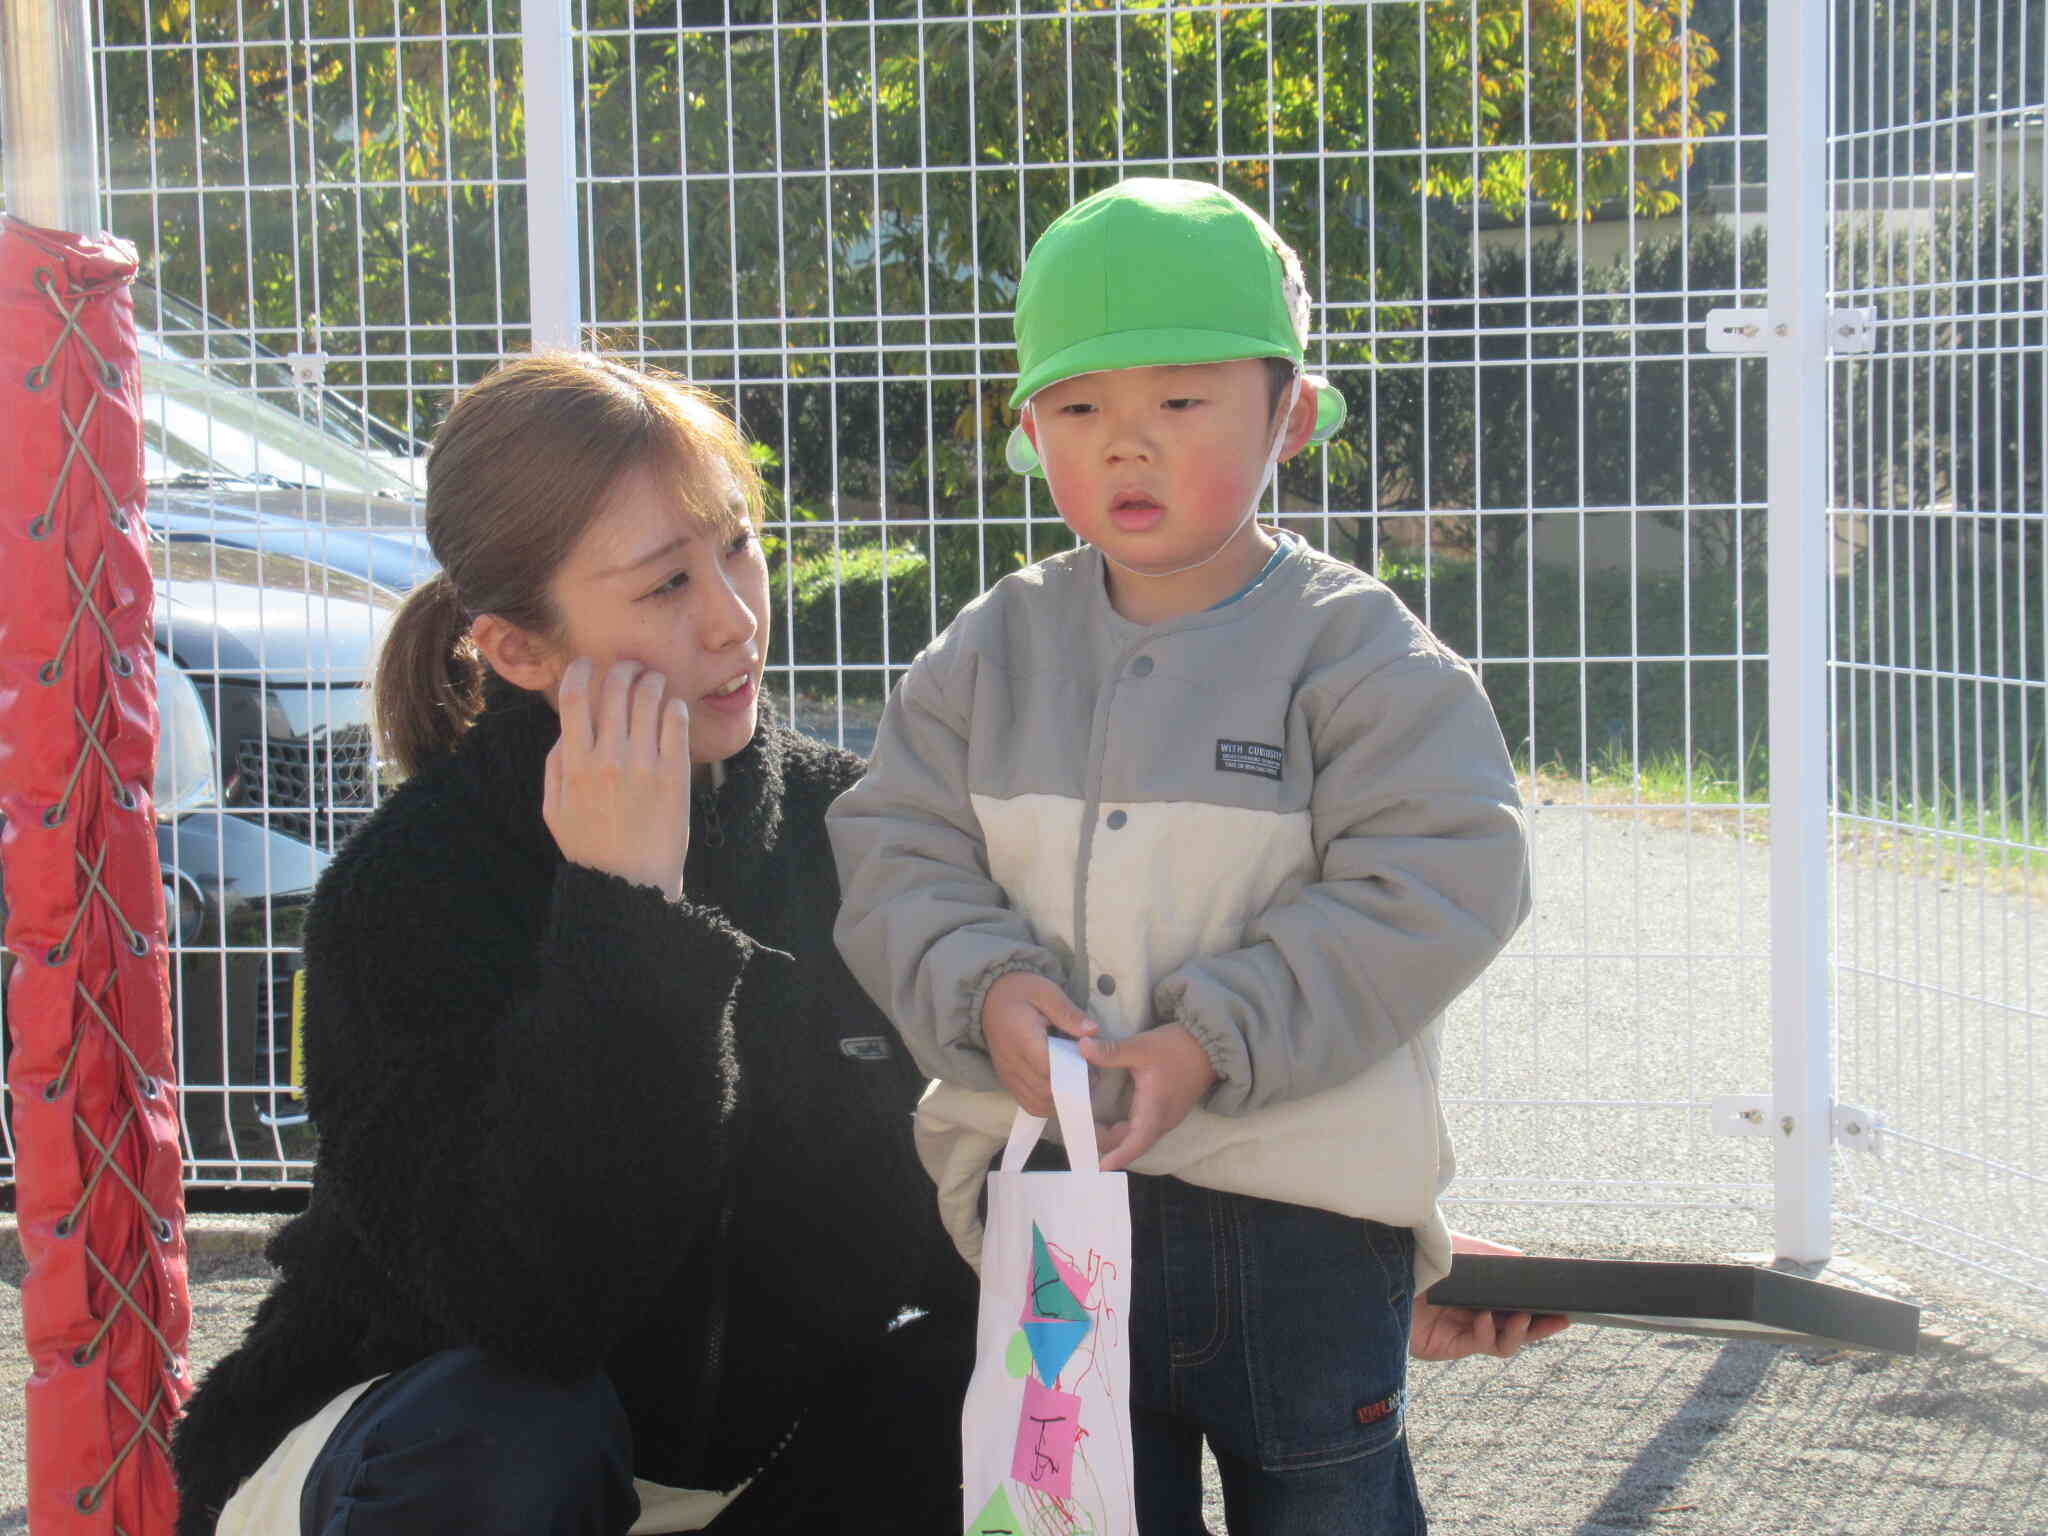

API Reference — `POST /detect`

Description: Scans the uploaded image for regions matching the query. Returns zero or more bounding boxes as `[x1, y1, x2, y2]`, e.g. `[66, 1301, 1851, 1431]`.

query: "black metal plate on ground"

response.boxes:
[1424, 1256, 1922, 1355]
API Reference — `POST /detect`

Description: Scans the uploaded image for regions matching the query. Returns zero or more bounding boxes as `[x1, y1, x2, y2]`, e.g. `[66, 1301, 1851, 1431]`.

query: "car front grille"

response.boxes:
[235, 724, 376, 849]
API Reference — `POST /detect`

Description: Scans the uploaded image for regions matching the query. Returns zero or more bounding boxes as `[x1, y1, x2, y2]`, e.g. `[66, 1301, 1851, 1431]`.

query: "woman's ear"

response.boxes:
[469, 613, 562, 695]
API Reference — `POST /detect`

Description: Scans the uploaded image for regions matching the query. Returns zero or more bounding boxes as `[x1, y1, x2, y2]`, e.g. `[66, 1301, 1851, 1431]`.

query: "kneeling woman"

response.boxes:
[173, 355, 976, 1535]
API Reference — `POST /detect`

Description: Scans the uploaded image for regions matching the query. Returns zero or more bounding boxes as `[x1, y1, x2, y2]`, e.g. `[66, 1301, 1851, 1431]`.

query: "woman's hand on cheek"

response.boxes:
[543, 657, 692, 900]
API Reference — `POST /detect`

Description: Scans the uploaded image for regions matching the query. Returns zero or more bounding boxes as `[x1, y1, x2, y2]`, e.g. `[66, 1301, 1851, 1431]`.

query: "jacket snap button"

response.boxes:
[1097, 974, 1117, 996]
[1129, 655, 1154, 677]
[1106, 810, 1127, 830]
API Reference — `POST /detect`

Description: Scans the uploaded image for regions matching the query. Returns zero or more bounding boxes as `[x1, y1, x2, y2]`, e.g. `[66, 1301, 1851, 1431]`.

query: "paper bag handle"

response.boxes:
[999, 1036, 1100, 1175]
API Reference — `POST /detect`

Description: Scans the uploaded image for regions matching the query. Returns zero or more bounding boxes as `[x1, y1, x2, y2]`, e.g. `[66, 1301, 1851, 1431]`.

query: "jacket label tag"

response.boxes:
[838, 1035, 894, 1062]
[1215, 739, 1284, 781]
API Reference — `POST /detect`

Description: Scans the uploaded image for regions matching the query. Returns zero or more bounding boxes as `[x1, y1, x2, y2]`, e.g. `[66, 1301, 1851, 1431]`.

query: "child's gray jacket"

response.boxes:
[827, 538, 1530, 1285]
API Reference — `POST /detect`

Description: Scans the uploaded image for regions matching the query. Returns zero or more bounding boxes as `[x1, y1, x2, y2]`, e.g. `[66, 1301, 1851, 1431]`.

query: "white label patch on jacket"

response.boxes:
[1214, 739, 1284, 780]
[838, 1036, 894, 1061]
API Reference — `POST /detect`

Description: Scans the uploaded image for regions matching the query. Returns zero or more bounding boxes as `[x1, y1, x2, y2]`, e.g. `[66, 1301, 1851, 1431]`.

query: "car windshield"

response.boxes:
[136, 287, 421, 499]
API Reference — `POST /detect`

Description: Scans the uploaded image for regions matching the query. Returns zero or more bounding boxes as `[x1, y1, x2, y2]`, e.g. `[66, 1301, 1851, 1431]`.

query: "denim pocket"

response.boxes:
[1234, 1207, 1416, 1472]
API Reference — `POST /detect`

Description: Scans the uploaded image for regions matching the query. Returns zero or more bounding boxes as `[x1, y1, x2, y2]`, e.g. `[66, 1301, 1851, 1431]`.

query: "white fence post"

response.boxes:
[1765, 0, 1834, 1263]
[522, 0, 582, 351]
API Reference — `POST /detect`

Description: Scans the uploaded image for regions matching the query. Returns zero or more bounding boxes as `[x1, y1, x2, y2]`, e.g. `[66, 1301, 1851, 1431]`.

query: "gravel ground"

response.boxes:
[6, 735, 2045, 1532]
[6, 1228, 2044, 1534]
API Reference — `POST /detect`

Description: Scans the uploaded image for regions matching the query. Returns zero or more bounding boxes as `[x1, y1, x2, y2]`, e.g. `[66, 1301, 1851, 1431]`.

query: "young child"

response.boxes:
[828, 177, 1532, 1533]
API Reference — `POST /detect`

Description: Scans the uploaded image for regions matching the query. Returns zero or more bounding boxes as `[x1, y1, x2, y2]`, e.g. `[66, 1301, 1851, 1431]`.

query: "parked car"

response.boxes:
[2, 290, 435, 1186]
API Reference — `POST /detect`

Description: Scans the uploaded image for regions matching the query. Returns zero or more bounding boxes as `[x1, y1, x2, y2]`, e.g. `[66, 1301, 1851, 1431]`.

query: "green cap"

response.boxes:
[1005, 177, 1346, 476]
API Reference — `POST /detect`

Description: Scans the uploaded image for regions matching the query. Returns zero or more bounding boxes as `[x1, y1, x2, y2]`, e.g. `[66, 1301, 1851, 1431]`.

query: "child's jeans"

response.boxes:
[1126, 1173, 1425, 1535]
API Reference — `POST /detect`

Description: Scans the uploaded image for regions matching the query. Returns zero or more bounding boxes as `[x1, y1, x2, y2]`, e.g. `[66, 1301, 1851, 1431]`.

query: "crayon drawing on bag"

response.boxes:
[962, 1040, 1135, 1536]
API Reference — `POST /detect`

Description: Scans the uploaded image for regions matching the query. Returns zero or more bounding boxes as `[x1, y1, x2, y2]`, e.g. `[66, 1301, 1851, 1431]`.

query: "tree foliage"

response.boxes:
[77, 0, 1724, 508]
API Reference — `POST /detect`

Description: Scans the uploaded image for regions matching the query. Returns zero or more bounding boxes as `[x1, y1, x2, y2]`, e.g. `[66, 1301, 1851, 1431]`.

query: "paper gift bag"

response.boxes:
[960, 1038, 1136, 1536]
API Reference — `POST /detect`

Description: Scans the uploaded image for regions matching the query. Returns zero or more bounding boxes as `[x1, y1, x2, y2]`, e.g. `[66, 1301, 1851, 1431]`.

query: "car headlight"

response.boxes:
[155, 652, 220, 816]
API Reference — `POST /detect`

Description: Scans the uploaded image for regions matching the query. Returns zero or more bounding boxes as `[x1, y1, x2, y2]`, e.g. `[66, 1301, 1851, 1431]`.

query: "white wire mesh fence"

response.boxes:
[1827, 1, 2046, 1296]
[0, 0, 2040, 1311]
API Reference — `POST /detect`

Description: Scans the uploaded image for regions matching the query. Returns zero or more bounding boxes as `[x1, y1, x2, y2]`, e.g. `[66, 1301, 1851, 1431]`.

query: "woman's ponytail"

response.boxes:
[374, 571, 486, 781]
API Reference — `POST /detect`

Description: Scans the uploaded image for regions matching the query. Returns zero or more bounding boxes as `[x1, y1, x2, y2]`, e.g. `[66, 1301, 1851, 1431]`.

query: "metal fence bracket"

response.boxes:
[1715, 1095, 1883, 1153]
[1831, 1105, 1884, 1154]
[1826, 308, 1876, 353]
[1713, 1094, 1771, 1136]
[1703, 307, 1873, 356]
[287, 313, 328, 387]
[1704, 308, 1772, 353]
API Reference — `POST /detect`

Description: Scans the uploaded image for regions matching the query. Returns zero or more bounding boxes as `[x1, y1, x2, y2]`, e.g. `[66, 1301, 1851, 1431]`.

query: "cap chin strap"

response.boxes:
[1032, 370, 1302, 584]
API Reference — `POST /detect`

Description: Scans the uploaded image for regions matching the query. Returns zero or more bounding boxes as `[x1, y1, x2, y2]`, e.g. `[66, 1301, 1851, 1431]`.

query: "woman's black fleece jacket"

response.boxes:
[172, 689, 976, 1533]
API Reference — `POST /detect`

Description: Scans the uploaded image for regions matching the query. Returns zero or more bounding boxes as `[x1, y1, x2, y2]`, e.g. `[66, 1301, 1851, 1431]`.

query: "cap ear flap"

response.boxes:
[1305, 374, 1347, 443]
[1005, 422, 1046, 478]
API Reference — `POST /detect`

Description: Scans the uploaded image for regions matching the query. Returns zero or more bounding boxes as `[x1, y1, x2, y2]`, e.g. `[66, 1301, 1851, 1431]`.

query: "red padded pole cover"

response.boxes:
[1, 213, 190, 1533]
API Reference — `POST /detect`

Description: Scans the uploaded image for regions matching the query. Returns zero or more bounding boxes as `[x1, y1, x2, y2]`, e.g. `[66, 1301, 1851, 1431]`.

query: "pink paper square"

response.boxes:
[1010, 1374, 1083, 1497]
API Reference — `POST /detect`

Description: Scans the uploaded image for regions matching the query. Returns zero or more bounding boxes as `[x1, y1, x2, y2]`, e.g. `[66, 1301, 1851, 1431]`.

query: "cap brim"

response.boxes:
[1007, 375, 1345, 479]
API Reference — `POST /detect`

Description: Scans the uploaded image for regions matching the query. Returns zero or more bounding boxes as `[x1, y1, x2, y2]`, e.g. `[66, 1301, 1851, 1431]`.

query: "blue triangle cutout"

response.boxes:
[1021, 1316, 1090, 1387]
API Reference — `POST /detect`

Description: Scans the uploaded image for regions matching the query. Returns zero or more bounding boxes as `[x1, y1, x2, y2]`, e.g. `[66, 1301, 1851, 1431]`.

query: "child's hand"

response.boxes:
[1081, 1024, 1217, 1172]
[981, 972, 1097, 1117]
[1409, 1300, 1567, 1360]
[1411, 1233, 1569, 1361]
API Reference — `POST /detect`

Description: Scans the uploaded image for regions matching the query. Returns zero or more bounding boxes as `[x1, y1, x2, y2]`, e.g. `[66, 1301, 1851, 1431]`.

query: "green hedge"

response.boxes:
[772, 530, 1770, 765]
[777, 528, 2041, 824]
[770, 539, 937, 696]
[1828, 533, 2043, 823]
[1376, 557, 1767, 784]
